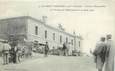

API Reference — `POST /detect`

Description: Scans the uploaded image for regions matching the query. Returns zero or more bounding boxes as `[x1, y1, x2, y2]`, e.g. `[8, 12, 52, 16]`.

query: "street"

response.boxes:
[0, 55, 97, 71]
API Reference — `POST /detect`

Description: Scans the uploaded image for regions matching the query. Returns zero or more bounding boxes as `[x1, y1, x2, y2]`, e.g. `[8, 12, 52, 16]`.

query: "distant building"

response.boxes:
[0, 16, 82, 51]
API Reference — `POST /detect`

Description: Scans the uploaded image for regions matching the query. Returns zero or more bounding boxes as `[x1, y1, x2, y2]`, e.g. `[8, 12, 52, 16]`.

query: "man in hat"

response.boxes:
[93, 37, 106, 71]
[104, 34, 114, 71]
[68, 42, 73, 56]
[44, 42, 49, 57]
[2, 41, 11, 65]
[63, 42, 67, 56]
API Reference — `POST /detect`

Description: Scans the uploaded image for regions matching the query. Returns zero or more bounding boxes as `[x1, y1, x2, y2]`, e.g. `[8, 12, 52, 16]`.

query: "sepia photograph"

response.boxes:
[0, 0, 115, 71]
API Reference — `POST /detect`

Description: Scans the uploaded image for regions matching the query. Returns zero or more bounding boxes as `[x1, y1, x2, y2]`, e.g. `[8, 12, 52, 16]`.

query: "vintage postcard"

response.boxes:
[0, 0, 115, 71]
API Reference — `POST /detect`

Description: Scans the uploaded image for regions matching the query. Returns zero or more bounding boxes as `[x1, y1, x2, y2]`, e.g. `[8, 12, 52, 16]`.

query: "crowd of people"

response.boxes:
[0, 37, 79, 65]
[91, 34, 114, 71]
[0, 40, 51, 65]
[43, 41, 75, 56]
[62, 42, 78, 56]
[0, 41, 30, 65]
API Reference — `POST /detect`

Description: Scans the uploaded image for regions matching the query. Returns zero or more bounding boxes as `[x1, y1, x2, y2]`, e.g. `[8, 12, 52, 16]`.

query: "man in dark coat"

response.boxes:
[10, 41, 18, 63]
[63, 43, 67, 56]
[93, 37, 106, 71]
[44, 42, 49, 57]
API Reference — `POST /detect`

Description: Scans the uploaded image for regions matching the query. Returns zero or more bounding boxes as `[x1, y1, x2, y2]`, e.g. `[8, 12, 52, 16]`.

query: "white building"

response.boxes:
[0, 16, 82, 50]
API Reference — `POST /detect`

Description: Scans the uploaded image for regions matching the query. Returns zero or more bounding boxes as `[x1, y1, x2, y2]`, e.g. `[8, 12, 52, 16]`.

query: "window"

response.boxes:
[66, 37, 68, 43]
[45, 30, 47, 39]
[35, 26, 38, 35]
[71, 39, 73, 45]
[60, 35, 62, 43]
[53, 33, 55, 40]
[79, 41, 80, 47]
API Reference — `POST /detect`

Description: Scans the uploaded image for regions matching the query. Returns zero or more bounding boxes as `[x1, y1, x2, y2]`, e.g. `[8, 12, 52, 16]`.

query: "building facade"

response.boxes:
[0, 16, 82, 51]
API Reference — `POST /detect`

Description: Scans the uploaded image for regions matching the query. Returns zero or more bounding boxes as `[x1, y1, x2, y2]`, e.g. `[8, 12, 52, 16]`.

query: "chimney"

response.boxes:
[73, 31, 76, 35]
[42, 16, 47, 24]
[58, 24, 65, 31]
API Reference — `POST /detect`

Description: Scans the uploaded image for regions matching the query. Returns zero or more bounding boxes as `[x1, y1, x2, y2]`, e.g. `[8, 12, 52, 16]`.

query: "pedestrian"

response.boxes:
[21, 46, 25, 58]
[9, 46, 14, 63]
[16, 43, 22, 63]
[62, 42, 67, 56]
[24, 46, 29, 58]
[44, 42, 49, 57]
[93, 37, 106, 71]
[68, 42, 73, 56]
[2, 41, 11, 65]
[11, 45, 18, 63]
[52, 47, 55, 55]
[104, 34, 115, 71]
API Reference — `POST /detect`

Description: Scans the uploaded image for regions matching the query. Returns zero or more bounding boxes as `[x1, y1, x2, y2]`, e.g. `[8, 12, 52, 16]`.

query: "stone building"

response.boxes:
[0, 16, 82, 51]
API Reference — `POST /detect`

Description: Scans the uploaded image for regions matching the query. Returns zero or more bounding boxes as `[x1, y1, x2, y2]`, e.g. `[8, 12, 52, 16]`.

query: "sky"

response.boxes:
[0, 0, 115, 54]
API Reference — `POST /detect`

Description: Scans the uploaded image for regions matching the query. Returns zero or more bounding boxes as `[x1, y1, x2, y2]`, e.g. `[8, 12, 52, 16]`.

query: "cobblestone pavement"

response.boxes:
[0, 55, 97, 71]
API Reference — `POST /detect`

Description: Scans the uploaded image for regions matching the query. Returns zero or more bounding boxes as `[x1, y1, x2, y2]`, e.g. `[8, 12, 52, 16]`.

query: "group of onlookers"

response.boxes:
[0, 40, 50, 65]
[62, 42, 75, 56]
[0, 40, 78, 65]
[0, 40, 31, 65]
[49, 42, 79, 56]
[92, 34, 114, 71]
[0, 40, 20, 65]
